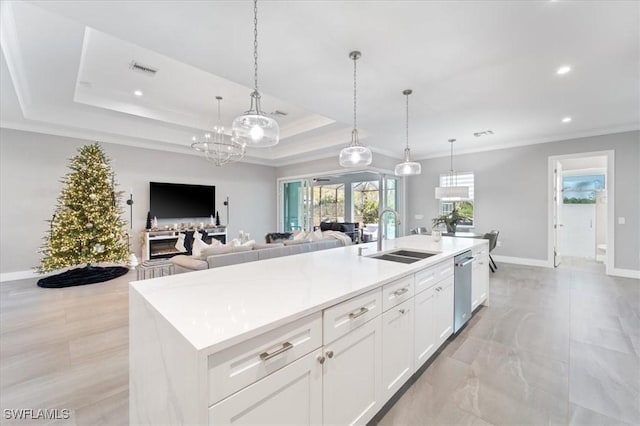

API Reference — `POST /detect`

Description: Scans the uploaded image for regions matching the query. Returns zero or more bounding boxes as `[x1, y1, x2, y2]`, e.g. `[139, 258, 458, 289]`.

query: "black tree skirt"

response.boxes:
[37, 266, 129, 288]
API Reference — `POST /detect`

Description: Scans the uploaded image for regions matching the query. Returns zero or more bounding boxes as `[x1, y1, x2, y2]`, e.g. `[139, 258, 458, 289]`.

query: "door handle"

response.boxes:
[260, 342, 293, 361]
[455, 257, 474, 267]
[349, 306, 369, 319]
[393, 287, 409, 297]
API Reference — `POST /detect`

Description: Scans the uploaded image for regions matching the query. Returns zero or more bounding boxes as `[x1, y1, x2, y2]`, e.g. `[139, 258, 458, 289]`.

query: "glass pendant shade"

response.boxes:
[395, 150, 422, 176]
[394, 89, 421, 176]
[231, 0, 279, 148]
[340, 50, 373, 168]
[232, 91, 279, 148]
[339, 144, 373, 167]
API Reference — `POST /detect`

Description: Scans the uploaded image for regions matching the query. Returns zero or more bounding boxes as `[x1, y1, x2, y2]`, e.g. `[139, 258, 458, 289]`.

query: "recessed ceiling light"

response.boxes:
[562, 117, 572, 123]
[556, 66, 571, 75]
[133, 90, 143, 97]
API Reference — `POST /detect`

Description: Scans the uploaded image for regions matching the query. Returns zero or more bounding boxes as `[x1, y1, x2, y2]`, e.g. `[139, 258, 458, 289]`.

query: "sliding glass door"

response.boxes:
[280, 179, 312, 232]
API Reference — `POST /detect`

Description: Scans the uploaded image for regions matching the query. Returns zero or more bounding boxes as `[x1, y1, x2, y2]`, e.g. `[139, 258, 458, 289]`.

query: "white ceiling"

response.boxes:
[1, 0, 638, 166]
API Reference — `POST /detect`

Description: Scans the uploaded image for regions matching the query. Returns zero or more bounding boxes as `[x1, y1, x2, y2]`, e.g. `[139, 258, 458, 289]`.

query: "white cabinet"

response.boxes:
[471, 248, 490, 311]
[381, 298, 414, 403]
[414, 286, 436, 369]
[322, 315, 382, 426]
[208, 312, 322, 404]
[209, 349, 323, 425]
[433, 276, 454, 347]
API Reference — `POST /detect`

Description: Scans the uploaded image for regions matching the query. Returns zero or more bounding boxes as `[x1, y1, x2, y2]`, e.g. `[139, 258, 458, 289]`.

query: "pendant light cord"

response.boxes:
[405, 93, 409, 150]
[253, 0, 259, 92]
[353, 55, 357, 133]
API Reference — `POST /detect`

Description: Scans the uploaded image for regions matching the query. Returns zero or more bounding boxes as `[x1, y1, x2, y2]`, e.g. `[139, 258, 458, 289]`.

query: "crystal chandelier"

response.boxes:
[231, 0, 279, 148]
[192, 96, 245, 166]
[394, 89, 422, 176]
[339, 51, 373, 168]
[434, 139, 469, 199]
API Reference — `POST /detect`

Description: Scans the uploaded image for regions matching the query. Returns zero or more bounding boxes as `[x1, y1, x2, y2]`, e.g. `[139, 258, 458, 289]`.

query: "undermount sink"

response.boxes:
[368, 249, 439, 264]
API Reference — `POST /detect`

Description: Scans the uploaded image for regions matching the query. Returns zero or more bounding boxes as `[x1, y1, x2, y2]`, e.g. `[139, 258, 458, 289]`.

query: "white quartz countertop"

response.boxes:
[130, 235, 486, 354]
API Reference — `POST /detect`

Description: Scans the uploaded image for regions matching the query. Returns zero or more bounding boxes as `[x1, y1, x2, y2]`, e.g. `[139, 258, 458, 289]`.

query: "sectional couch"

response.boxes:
[170, 239, 342, 274]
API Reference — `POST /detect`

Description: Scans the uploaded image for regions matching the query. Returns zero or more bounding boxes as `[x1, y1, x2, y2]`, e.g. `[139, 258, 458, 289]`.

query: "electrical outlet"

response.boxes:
[618, 217, 626, 225]
[496, 241, 502, 247]
[415, 214, 424, 220]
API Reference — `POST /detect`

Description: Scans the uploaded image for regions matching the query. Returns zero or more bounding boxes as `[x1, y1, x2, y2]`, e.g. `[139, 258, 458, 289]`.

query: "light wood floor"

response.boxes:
[1, 260, 638, 425]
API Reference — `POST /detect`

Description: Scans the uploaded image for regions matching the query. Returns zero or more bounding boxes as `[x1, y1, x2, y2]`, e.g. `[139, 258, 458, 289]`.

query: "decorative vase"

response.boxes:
[215, 211, 221, 226]
[447, 223, 457, 234]
[145, 211, 152, 230]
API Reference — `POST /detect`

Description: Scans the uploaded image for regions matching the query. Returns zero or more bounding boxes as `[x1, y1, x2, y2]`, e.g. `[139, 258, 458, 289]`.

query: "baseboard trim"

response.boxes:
[0, 269, 46, 282]
[609, 268, 640, 279]
[491, 255, 552, 268]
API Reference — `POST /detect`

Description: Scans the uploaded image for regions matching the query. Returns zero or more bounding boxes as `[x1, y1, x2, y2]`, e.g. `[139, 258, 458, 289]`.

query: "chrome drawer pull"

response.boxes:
[260, 342, 293, 361]
[349, 306, 369, 319]
[393, 287, 409, 297]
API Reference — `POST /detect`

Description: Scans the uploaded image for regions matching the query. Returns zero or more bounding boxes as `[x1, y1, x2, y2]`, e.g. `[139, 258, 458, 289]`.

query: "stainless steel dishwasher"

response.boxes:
[454, 251, 474, 333]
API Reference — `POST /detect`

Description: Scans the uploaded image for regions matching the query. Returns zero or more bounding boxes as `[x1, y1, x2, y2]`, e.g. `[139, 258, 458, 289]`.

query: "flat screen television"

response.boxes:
[149, 182, 215, 219]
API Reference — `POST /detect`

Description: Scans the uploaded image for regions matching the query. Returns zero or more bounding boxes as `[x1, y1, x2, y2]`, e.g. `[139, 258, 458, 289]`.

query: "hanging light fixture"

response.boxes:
[435, 139, 469, 200]
[339, 51, 373, 168]
[394, 89, 421, 176]
[192, 96, 245, 166]
[232, 0, 279, 148]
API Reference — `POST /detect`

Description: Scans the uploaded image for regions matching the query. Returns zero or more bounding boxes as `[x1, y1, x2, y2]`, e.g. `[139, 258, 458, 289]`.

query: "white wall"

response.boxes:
[405, 131, 640, 272]
[0, 128, 277, 274]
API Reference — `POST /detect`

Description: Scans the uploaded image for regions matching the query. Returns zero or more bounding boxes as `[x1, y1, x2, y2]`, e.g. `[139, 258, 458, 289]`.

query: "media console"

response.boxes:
[142, 227, 227, 261]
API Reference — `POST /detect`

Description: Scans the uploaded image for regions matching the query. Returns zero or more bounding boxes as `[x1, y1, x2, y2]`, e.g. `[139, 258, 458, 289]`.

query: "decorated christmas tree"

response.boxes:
[39, 143, 129, 274]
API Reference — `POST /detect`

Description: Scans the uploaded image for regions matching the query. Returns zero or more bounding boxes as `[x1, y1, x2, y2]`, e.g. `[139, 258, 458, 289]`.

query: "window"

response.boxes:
[352, 180, 380, 226]
[312, 184, 345, 227]
[439, 172, 474, 227]
[562, 175, 605, 204]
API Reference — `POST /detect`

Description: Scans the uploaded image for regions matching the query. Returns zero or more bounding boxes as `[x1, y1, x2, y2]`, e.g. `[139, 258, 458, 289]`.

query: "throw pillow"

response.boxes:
[193, 230, 203, 241]
[192, 238, 209, 258]
[227, 238, 241, 247]
[241, 239, 256, 249]
[309, 229, 323, 241]
[209, 238, 223, 247]
[175, 233, 187, 252]
[293, 231, 307, 241]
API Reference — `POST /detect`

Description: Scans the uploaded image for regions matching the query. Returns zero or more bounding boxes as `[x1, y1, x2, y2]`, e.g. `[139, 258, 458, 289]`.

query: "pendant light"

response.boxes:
[394, 89, 421, 176]
[192, 96, 245, 166]
[339, 51, 373, 168]
[435, 139, 469, 200]
[231, 0, 279, 148]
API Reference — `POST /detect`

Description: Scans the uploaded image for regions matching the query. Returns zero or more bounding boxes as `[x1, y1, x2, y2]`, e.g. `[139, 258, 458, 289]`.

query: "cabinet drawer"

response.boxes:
[323, 288, 382, 345]
[415, 260, 454, 294]
[208, 312, 322, 405]
[382, 275, 414, 311]
[209, 349, 323, 425]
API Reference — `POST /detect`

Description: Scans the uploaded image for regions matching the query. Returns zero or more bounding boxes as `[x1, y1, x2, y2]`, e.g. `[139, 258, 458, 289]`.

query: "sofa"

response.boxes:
[170, 239, 342, 274]
[318, 222, 360, 243]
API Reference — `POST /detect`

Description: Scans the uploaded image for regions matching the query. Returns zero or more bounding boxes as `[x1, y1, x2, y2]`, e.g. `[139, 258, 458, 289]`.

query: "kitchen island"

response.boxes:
[130, 235, 490, 425]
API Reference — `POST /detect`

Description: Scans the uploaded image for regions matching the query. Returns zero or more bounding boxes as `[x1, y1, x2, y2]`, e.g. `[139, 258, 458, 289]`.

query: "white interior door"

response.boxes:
[553, 161, 563, 267]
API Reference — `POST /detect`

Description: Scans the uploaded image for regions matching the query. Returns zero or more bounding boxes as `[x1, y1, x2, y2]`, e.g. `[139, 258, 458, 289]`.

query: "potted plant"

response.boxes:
[432, 207, 470, 234]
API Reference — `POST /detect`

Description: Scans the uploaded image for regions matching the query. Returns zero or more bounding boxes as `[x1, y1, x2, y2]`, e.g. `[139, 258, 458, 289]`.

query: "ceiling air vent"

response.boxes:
[473, 130, 494, 137]
[129, 61, 158, 76]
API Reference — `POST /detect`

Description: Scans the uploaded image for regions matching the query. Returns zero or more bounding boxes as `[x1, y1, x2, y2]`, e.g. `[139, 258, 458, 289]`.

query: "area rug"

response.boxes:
[37, 266, 129, 288]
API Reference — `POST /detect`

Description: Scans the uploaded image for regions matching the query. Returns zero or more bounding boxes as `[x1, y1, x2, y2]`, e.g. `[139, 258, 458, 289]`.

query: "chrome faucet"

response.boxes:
[377, 208, 400, 252]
